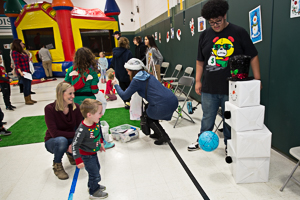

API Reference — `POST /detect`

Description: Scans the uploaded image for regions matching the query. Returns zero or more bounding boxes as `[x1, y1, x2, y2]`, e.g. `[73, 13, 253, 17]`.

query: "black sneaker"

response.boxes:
[6, 106, 14, 111]
[10, 105, 16, 109]
[0, 128, 11, 136]
[31, 91, 36, 94]
[187, 142, 201, 151]
[2, 122, 7, 125]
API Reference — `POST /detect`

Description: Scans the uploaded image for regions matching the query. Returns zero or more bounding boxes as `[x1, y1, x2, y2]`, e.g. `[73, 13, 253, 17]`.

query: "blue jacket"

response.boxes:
[115, 71, 178, 120]
[109, 47, 133, 82]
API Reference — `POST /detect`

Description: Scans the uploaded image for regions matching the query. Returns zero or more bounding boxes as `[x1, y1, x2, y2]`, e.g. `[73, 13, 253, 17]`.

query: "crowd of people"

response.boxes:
[0, 0, 262, 199]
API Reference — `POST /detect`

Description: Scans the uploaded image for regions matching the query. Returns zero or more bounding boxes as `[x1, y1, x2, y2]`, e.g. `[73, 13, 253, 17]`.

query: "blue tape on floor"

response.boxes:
[68, 167, 80, 200]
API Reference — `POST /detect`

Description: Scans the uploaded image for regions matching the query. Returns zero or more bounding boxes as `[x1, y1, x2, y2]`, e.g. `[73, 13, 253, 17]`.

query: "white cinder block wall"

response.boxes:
[24, 0, 181, 32]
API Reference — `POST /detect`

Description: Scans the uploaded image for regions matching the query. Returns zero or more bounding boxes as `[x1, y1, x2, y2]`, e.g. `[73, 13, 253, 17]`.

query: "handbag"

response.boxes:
[140, 79, 150, 135]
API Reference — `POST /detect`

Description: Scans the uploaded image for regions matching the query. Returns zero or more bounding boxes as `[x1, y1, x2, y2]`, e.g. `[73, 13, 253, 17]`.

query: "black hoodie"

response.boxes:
[134, 42, 146, 65]
[109, 47, 133, 82]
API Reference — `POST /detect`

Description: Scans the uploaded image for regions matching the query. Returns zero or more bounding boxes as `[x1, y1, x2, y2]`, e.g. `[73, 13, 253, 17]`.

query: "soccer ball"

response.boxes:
[198, 131, 219, 152]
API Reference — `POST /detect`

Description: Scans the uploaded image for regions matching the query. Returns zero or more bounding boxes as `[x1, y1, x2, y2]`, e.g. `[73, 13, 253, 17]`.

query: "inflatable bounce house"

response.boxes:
[5, 0, 120, 78]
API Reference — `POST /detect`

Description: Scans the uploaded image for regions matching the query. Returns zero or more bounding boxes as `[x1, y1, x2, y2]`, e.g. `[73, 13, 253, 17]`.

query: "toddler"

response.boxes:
[72, 99, 108, 199]
[98, 52, 108, 83]
[105, 68, 117, 101]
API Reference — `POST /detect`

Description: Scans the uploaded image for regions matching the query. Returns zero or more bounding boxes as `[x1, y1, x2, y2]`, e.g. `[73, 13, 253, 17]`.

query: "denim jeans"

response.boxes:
[199, 92, 231, 145]
[0, 107, 3, 127]
[45, 137, 73, 163]
[82, 154, 101, 195]
[21, 76, 32, 97]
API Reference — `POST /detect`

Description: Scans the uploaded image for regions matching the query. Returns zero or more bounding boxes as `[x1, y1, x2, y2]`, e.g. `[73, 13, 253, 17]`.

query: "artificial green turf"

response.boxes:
[1, 108, 140, 148]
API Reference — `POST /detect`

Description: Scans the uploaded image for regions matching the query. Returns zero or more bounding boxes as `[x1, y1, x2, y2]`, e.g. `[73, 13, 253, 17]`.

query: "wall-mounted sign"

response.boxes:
[190, 18, 195, 36]
[198, 17, 206, 32]
[0, 17, 11, 29]
[291, 0, 300, 18]
[249, 5, 263, 44]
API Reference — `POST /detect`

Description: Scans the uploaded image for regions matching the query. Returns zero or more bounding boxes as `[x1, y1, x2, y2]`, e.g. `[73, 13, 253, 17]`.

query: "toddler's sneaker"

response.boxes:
[103, 140, 115, 149]
[90, 189, 108, 199]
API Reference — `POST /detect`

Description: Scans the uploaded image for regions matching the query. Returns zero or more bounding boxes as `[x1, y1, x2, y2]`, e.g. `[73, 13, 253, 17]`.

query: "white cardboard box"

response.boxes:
[225, 101, 265, 132]
[231, 125, 272, 158]
[229, 80, 261, 107]
[227, 140, 270, 183]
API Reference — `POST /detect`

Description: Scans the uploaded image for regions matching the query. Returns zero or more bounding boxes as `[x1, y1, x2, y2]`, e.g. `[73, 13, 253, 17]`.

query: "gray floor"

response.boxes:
[0, 78, 299, 200]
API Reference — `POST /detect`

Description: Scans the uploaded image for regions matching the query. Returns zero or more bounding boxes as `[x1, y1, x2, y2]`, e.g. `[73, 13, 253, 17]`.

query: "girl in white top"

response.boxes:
[144, 35, 163, 81]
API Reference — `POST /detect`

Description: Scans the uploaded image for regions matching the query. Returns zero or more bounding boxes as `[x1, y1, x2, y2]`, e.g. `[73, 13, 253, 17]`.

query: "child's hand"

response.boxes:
[110, 91, 113, 95]
[112, 76, 119, 86]
[87, 74, 93, 81]
[67, 145, 72, 153]
[9, 79, 13, 83]
[100, 143, 106, 152]
[77, 163, 84, 169]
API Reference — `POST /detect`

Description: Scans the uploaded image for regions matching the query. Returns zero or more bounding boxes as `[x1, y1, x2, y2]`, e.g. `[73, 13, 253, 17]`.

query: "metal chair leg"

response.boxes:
[280, 161, 300, 191]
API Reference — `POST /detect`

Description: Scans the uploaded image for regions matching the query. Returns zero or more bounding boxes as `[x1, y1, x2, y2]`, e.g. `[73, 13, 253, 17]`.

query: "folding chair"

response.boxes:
[280, 146, 300, 191]
[214, 107, 223, 132]
[170, 67, 193, 88]
[160, 62, 170, 81]
[162, 64, 182, 83]
[173, 76, 195, 128]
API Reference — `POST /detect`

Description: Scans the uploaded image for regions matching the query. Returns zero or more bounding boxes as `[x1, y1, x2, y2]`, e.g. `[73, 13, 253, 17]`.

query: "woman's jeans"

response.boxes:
[45, 137, 73, 163]
[82, 154, 101, 195]
[20, 76, 32, 97]
[200, 92, 231, 145]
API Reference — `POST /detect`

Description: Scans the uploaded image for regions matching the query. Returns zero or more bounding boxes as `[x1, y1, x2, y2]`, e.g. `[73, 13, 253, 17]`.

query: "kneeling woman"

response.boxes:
[44, 82, 83, 180]
[112, 58, 178, 145]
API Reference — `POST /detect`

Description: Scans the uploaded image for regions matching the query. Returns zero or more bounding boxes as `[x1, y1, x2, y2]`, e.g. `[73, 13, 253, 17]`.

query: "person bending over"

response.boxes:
[112, 58, 178, 145]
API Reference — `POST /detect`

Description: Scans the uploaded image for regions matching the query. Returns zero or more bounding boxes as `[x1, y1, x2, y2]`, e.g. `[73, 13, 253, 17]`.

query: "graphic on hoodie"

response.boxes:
[206, 36, 235, 72]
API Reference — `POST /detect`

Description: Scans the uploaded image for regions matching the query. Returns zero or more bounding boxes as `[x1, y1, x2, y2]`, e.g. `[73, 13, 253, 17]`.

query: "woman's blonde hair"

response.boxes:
[73, 47, 98, 75]
[55, 82, 76, 111]
[118, 37, 130, 49]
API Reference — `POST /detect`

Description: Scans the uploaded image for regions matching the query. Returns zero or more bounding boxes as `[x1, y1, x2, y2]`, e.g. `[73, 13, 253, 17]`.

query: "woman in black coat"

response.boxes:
[109, 37, 133, 109]
[133, 36, 146, 65]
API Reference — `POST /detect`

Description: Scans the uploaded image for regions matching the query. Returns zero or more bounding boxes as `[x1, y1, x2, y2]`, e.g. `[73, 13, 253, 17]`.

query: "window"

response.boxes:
[80, 29, 115, 57]
[22, 28, 55, 50]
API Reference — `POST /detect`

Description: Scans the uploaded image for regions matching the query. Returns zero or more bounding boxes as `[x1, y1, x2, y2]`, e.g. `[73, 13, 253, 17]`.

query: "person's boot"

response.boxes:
[148, 120, 170, 145]
[29, 95, 37, 103]
[24, 96, 34, 105]
[66, 153, 76, 165]
[53, 162, 69, 180]
[149, 132, 160, 139]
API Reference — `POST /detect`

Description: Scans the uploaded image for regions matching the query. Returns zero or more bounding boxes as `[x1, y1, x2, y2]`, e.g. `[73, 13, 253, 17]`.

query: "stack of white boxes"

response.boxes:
[225, 80, 272, 183]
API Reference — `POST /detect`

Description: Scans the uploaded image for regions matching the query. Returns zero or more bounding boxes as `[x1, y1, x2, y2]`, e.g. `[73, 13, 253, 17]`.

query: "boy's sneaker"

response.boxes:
[90, 189, 108, 199]
[10, 105, 16, 109]
[187, 142, 200, 151]
[0, 128, 11, 136]
[88, 185, 106, 192]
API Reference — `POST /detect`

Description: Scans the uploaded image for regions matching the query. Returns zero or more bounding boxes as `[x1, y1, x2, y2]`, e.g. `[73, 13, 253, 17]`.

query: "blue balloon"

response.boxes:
[198, 131, 219, 152]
